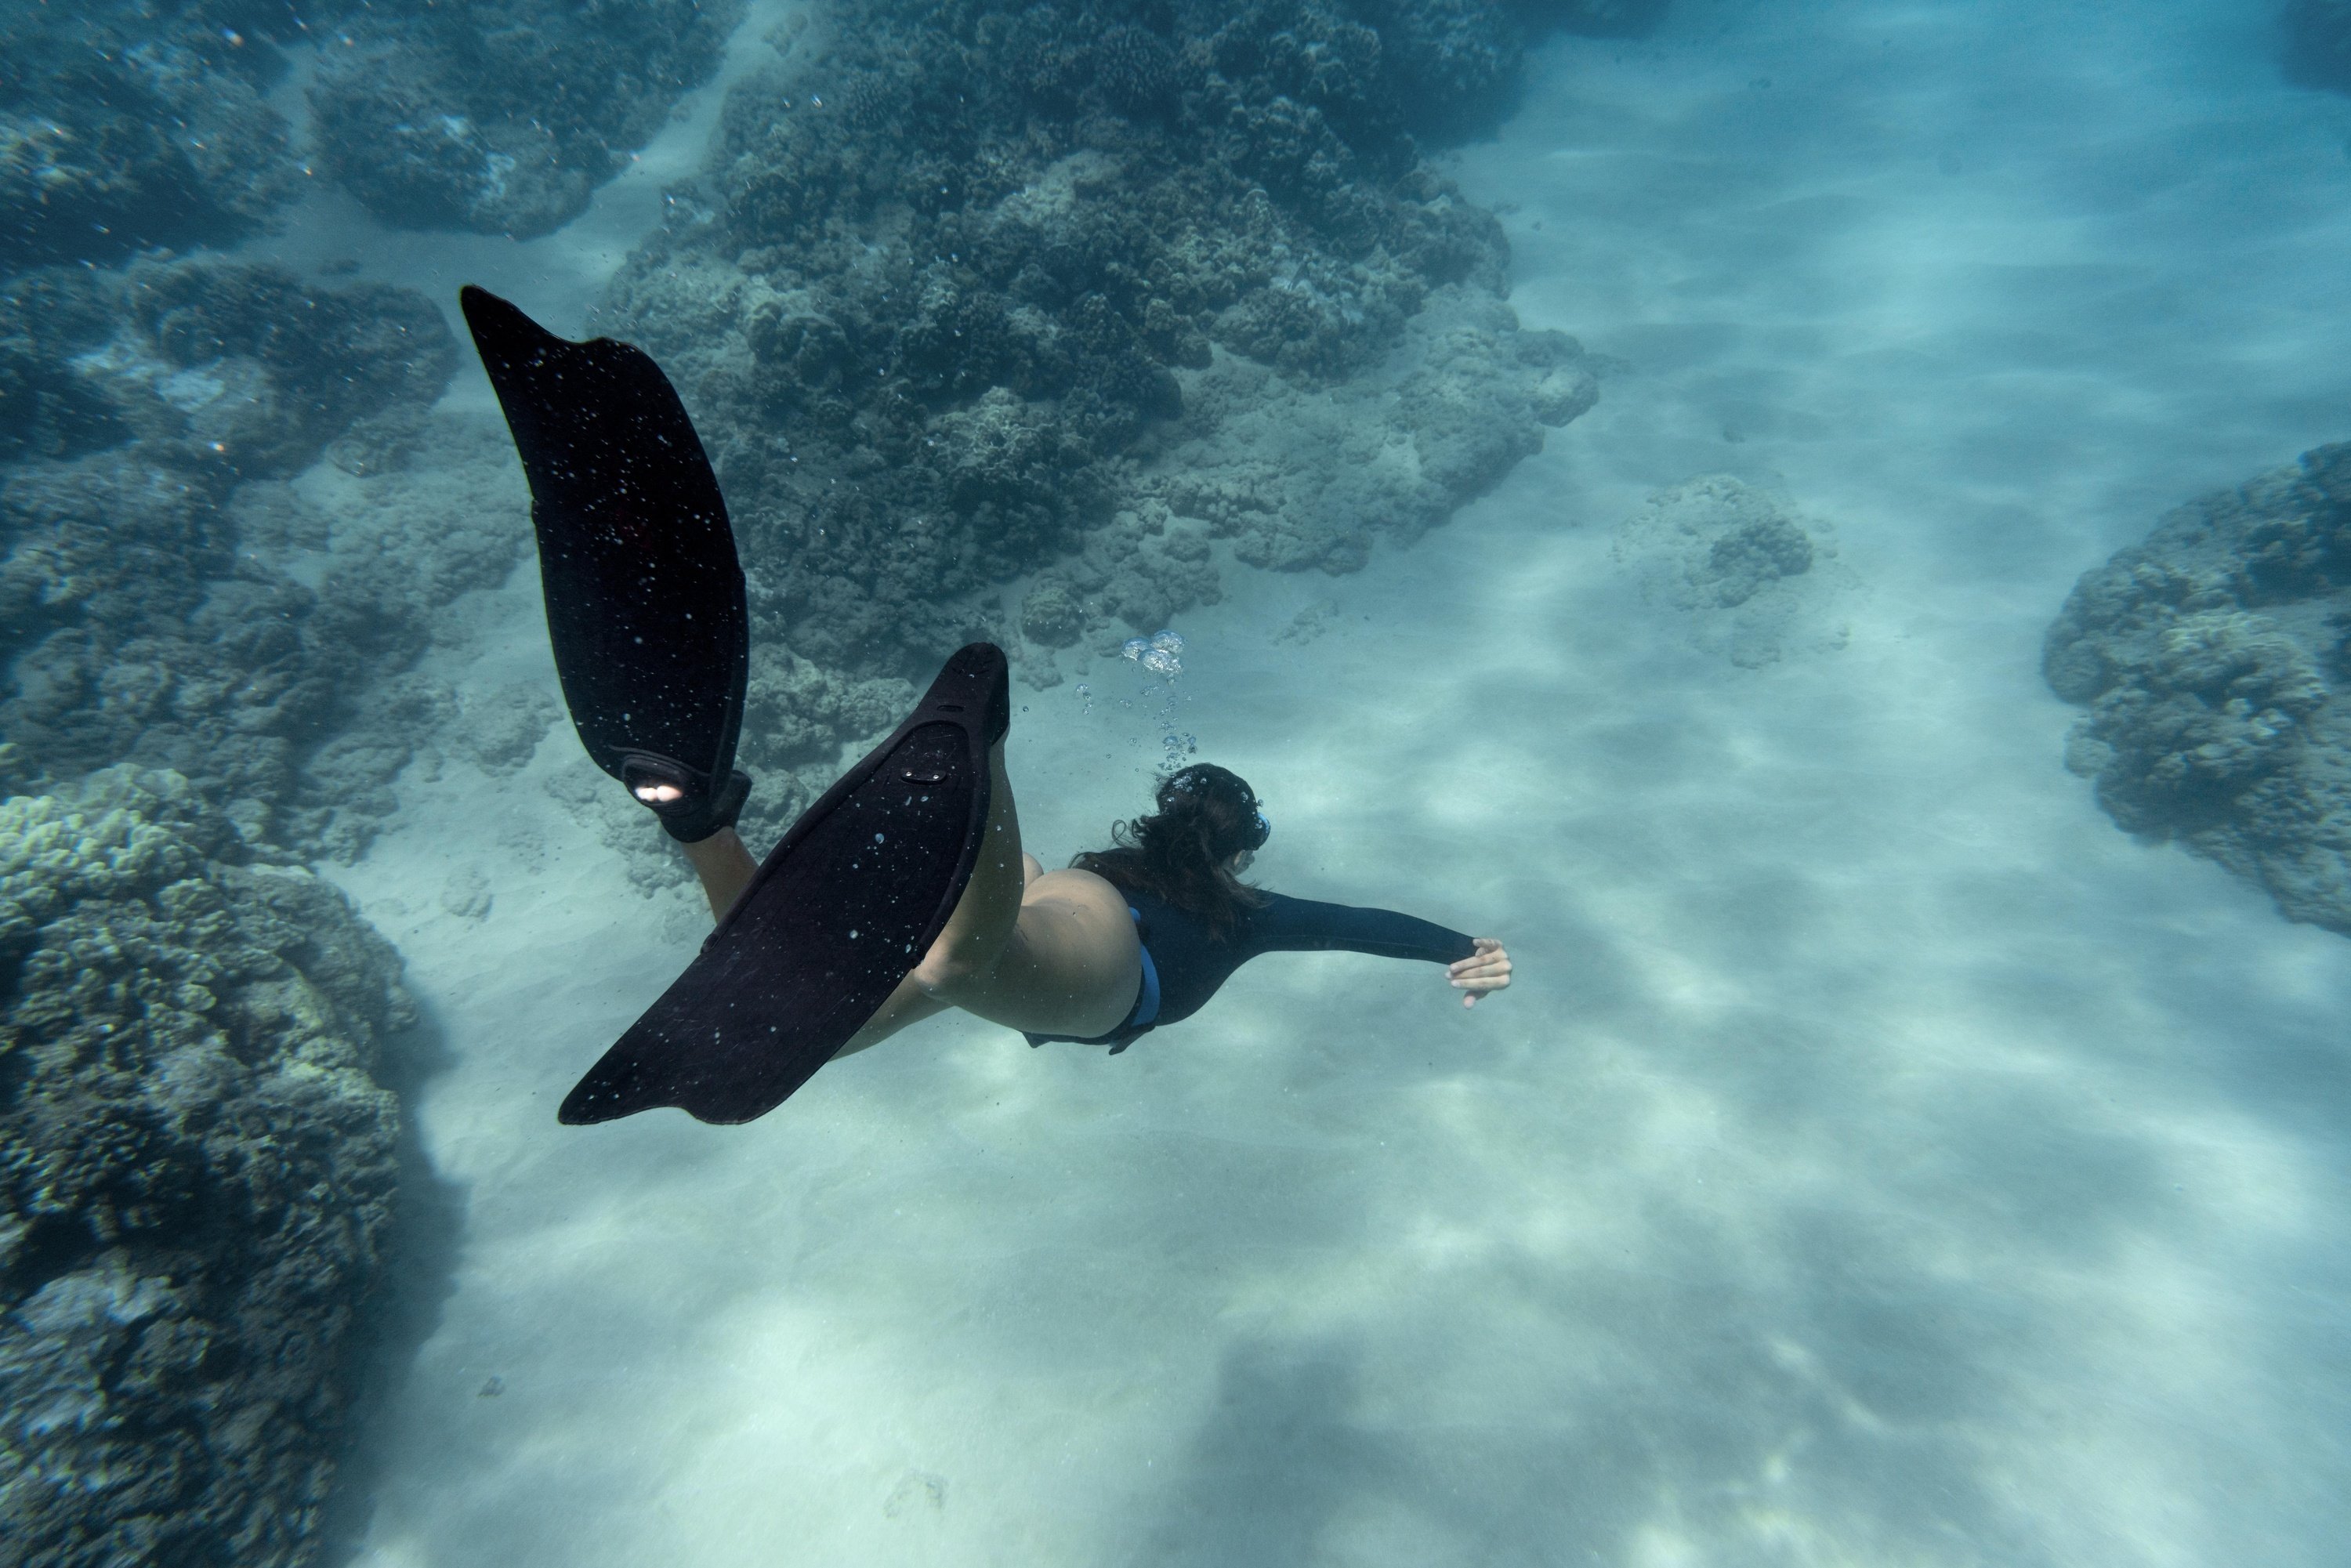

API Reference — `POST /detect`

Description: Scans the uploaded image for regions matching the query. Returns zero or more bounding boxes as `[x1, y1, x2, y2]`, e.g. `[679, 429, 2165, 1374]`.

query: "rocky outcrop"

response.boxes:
[0, 0, 302, 269]
[0, 0, 748, 261]
[0, 767, 408, 1567]
[605, 0, 1613, 840]
[1613, 475, 1850, 668]
[307, 0, 748, 236]
[0, 259, 531, 863]
[2045, 443, 2351, 932]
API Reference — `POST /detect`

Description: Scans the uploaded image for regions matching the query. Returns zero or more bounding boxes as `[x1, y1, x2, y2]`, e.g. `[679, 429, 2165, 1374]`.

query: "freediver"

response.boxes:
[459, 286, 1512, 1126]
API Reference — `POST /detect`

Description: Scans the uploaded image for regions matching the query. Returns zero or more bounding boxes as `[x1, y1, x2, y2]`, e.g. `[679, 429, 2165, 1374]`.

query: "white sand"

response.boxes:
[321, 1, 2351, 1562]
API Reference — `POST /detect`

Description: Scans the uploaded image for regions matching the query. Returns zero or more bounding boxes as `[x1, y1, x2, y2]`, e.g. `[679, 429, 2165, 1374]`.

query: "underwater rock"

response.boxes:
[0, 258, 458, 485]
[307, 0, 746, 237]
[0, 0, 746, 252]
[0, 1, 302, 269]
[451, 682, 559, 777]
[2045, 443, 2351, 933]
[741, 644, 920, 773]
[0, 270, 129, 465]
[1154, 287, 1595, 574]
[2281, 0, 2351, 93]
[1612, 475, 1849, 668]
[0, 263, 526, 864]
[1020, 580, 1089, 648]
[0, 766, 408, 1567]
[117, 259, 458, 480]
[606, 0, 1606, 699]
[1355, 0, 1672, 139]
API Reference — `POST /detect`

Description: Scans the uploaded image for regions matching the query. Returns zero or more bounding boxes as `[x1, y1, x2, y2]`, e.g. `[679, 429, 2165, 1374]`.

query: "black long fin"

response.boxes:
[459, 285, 747, 796]
[560, 643, 1012, 1126]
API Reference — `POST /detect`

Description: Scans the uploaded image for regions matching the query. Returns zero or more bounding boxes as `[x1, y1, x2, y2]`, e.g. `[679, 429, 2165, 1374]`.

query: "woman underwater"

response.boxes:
[458, 285, 1508, 1124]
[673, 759, 1514, 1063]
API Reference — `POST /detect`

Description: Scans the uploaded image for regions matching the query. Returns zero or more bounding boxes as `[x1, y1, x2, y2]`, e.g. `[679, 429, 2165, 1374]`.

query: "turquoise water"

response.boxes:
[6, 2, 2350, 1563]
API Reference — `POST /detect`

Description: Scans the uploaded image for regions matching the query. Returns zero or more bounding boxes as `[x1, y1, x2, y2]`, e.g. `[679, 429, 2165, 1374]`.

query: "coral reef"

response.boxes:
[0, 259, 524, 863]
[0, 0, 302, 269]
[307, 0, 747, 236]
[606, 0, 1611, 704]
[1359, 0, 1672, 137]
[0, 766, 408, 1567]
[0, 0, 748, 266]
[2281, 0, 2351, 94]
[2045, 443, 2351, 932]
[1612, 475, 1849, 668]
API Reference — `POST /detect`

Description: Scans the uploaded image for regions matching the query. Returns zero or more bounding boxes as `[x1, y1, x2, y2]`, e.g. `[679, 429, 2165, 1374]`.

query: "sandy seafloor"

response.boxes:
[286, 1, 2351, 1563]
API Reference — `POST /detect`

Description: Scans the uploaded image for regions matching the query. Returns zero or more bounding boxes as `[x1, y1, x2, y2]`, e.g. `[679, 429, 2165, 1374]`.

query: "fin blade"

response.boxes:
[459, 285, 748, 788]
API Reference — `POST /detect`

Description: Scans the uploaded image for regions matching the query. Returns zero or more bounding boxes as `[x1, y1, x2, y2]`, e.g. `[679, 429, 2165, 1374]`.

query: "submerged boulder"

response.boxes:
[0, 2, 301, 270]
[307, 0, 748, 236]
[0, 259, 531, 864]
[1612, 475, 1849, 668]
[606, 0, 1612, 749]
[2044, 442, 2351, 932]
[0, 766, 409, 1566]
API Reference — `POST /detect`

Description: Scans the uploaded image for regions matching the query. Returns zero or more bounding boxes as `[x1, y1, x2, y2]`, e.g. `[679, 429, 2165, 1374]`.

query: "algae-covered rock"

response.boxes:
[607, 0, 1610, 691]
[0, 0, 302, 270]
[0, 263, 518, 864]
[1612, 475, 1850, 668]
[307, 0, 747, 237]
[1153, 287, 1595, 576]
[0, 766, 408, 1567]
[118, 260, 457, 480]
[0, 0, 744, 256]
[2045, 442, 2351, 932]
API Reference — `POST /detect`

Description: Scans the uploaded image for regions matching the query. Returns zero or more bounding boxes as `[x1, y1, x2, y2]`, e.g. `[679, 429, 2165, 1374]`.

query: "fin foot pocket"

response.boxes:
[561, 643, 1010, 1125]
[622, 755, 752, 843]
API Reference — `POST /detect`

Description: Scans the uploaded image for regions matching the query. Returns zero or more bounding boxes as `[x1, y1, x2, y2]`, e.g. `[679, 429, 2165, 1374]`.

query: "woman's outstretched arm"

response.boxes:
[1248, 893, 1511, 1010]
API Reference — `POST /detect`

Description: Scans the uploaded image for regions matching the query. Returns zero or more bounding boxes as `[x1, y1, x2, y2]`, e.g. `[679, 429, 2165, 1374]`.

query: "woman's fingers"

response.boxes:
[1448, 938, 1512, 1005]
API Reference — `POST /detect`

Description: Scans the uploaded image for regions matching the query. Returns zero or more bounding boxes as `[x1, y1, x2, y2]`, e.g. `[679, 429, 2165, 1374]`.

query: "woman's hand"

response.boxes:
[1448, 938, 1512, 1009]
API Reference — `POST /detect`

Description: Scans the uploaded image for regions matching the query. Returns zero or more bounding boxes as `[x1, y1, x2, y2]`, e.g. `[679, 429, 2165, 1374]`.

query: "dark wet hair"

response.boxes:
[1072, 763, 1270, 936]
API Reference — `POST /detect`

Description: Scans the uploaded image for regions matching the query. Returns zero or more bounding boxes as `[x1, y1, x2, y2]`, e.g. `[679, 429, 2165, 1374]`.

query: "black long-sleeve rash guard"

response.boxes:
[1028, 885, 1480, 1051]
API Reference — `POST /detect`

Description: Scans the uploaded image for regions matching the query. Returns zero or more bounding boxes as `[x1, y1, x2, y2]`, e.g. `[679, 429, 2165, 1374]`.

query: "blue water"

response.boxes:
[7, 1, 2351, 1563]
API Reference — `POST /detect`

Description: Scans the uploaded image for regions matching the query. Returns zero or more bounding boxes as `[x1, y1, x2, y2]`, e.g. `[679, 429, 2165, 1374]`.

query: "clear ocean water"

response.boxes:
[6, 1, 2350, 1563]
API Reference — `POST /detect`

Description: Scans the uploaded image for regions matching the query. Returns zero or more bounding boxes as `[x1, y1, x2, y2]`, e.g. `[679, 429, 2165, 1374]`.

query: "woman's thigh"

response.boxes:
[946, 868, 1142, 1037]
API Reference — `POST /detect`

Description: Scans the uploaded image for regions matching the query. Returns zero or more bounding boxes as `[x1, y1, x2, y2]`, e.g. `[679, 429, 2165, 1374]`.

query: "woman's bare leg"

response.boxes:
[829, 975, 951, 1058]
[831, 760, 1029, 1060]
[909, 741, 1030, 991]
[667, 817, 967, 1061]
[679, 827, 757, 922]
[828, 855, 1045, 1061]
